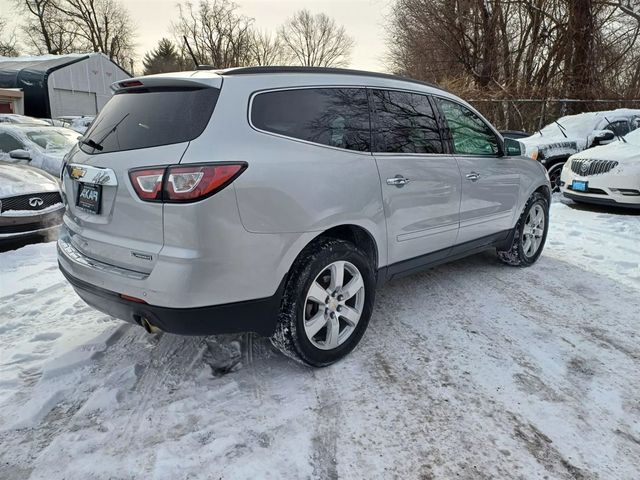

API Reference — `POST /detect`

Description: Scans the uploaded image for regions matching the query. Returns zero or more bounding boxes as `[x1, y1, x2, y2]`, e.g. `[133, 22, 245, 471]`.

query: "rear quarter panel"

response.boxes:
[513, 156, 551, 217]
[181, 76, 387, 268]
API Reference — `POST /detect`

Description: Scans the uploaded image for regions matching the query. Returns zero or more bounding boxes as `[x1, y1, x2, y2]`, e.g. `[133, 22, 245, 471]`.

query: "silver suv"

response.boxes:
[57, 67, 551, 366]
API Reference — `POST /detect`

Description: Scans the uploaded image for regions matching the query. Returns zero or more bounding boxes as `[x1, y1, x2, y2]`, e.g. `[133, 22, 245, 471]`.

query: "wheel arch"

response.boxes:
[534, 183, 551, 205]
[313, 224, 380, 270]
[278, 223, 382, 296]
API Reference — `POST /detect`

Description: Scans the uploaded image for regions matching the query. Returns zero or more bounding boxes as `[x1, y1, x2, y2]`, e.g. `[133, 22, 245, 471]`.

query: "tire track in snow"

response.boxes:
[351, 264, 599, 479]
[309, 368, 340, 480]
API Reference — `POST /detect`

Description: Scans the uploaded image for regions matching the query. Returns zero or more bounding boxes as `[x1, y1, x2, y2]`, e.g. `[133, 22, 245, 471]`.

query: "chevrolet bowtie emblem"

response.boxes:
[69, 166, 86, 179]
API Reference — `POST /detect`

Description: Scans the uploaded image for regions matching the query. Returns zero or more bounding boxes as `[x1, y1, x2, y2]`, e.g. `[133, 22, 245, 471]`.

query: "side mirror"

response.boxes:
[591, 130, 615, 146]
[504, 137, 525, 156]
[9, 149, 31, 161]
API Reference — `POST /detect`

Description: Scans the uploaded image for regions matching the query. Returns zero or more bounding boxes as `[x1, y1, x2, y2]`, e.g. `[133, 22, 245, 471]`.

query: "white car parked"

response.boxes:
[53, 116, 95, 134]
[0, 113, 51, 126]
[561, 128, 640, 208]
[0, 124, 80, 176]
[520, 109, 640, 191]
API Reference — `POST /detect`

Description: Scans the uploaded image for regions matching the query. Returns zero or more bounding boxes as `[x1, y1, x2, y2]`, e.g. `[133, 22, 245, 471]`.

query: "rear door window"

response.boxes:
[370, 89, 444, 154]
[80, 87, 220, 154]
[251, 88, 371, 152]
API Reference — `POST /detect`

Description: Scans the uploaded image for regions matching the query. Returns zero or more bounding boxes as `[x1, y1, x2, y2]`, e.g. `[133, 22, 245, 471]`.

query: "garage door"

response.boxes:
[51, 89, 97, 117]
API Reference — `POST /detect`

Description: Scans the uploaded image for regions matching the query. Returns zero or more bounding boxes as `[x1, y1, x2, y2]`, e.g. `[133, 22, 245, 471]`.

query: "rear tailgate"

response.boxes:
[63, 143, 189, 273]
[62, 75, 221, 273]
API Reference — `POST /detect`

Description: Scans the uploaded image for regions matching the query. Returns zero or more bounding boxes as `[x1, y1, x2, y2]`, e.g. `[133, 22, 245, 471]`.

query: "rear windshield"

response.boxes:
[80, 87, 219, 154]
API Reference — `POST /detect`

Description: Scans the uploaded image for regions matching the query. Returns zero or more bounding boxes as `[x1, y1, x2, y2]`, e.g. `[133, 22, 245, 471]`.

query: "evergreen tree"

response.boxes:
[142, 38, 183, 75]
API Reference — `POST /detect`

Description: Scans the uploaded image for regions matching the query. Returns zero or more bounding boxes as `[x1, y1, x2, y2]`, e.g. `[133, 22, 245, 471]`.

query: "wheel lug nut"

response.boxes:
[337, 295, 344, 301]
[330, 312, 336, 319]
[325, 296, 330, 303]
[337, 306, 342, 312]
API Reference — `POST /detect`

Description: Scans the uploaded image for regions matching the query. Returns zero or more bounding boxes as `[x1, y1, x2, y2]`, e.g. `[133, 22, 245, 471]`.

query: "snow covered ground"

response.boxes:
[0, 199, 639, 480]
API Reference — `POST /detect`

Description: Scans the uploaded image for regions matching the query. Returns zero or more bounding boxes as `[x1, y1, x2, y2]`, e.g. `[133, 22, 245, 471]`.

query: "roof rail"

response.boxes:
[218, 66, 441, 91]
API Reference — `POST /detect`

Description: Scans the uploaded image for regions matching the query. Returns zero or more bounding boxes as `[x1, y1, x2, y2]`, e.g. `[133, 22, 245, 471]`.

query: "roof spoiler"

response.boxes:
[110, 73, 222, 92]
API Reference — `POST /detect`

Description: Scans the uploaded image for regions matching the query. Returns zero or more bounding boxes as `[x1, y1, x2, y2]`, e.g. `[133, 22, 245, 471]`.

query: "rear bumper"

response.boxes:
[59, 262, 282, 336]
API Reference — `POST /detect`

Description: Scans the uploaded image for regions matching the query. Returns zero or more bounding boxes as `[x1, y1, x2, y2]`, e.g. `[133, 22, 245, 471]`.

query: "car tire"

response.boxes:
[547, 162, 565, 193]
[497, 191, 549, 267]
[270, 238, 375, 367]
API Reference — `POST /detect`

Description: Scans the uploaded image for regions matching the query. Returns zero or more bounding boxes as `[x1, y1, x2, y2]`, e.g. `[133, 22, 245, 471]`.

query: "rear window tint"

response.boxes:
[80, 88, 219, 154]
[371, 89, 443, 154]
[251, 88, 371, 152]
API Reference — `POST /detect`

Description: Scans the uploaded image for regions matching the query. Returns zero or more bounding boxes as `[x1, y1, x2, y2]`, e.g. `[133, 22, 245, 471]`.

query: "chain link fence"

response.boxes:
[468, 99, 640, 134]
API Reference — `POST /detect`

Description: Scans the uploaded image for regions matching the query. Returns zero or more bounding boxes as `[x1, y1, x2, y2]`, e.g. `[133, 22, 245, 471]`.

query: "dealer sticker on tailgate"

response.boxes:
[77, 183, 102, 214]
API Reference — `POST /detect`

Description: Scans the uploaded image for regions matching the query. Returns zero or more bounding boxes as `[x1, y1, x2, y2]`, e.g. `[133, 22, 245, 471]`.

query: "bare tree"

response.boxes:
[389, 0, 640, 95]
[17, 0, 79, 54]
[388, 0, 640, 129]
[248, 30, 285, 65]
[16, 0, 134, 63]
[615, 0, 640, 20]
[0, 17, 20, 56]
[173, 0, 254, 68]
[52, 0, 135, 63]
[278, 10, 354, 67]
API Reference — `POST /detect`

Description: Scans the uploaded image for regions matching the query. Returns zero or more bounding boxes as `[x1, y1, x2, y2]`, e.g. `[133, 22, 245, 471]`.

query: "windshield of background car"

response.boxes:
[538, 113, 599, 139]
[80, 87, 220, 155]
[25, 129, 75, 152]
[624, 128, 640, 145]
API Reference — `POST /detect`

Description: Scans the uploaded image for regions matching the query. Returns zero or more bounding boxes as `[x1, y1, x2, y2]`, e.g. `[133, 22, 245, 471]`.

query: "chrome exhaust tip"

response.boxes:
[140, 317, 162, 334]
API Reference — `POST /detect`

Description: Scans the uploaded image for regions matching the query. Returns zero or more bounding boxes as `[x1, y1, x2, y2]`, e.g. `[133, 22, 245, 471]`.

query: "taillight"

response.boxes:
[129, 163, 247, 203]
[119, 80, 144, 89]
[129, 168, 164, 201]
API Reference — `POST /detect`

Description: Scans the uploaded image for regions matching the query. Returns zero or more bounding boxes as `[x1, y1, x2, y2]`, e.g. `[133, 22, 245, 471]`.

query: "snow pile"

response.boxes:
[0, 200, 639, 479]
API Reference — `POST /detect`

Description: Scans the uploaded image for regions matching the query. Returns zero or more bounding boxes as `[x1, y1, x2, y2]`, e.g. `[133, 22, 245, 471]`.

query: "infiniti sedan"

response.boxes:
[0, 162, 64, 241]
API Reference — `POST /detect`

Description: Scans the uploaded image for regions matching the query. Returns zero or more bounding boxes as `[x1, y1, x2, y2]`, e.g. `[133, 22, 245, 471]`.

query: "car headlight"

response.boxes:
[531, 148, 539, 161]
[526, 147, 539, 161]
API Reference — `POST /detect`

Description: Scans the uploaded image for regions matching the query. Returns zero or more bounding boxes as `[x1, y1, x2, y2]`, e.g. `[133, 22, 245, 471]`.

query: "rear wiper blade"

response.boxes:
[79, 137, 104, 151]
[80, 113, 130, 152]
[93, 113, 130, 148]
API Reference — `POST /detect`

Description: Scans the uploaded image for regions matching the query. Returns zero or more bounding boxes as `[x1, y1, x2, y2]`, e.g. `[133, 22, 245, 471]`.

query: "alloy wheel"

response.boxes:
[303, 261, 365, 350]
[522, 204, 545, 257]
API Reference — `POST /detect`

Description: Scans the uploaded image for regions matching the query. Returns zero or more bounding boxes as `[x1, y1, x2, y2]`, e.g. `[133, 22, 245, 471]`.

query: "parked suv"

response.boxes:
[57, 67, 551, 366]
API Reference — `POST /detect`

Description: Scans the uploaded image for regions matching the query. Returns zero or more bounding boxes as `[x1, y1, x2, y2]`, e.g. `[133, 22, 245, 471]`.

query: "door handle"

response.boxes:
[386, 175, 410, 187]
[465, 172, 481, 182]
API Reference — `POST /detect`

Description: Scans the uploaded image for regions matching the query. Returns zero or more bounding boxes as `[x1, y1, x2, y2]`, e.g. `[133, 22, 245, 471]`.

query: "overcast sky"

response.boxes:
[0, 0, 392, 73]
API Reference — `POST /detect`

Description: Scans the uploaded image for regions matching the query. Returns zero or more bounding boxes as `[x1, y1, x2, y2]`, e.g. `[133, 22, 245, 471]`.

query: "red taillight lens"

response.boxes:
[165, 164, 246, 201]
[129, 168, 165, 201]
[129, 163, 247, 203]
[120, 293, 147, 304]
[119, 80, 144, 89]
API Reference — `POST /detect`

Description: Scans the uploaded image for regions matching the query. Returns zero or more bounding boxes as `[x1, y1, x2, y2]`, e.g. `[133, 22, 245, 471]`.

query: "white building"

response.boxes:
[0, 53, 130, 118]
